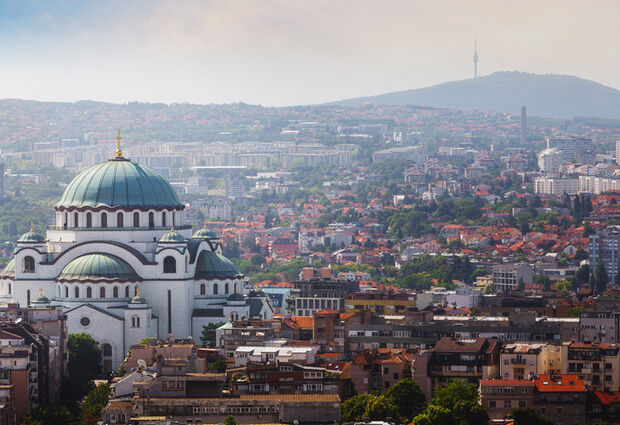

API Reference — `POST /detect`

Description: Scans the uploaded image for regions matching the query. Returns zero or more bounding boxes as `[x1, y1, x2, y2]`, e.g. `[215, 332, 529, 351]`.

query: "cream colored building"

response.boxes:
[562, 342, 620, 392]
[500, 342, 561, 380]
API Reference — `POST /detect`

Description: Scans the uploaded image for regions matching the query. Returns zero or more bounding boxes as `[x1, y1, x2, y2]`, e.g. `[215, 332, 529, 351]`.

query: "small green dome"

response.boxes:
[32, 295, 50, 305]
[55, 158, 183, 210]
[57, 253, 140, 282]
[18, 230, 44, 243]
[227, 292, 245, 302]
[159, 230, 185, 243]
[1, 259, 15, 278]
[192, 227, 218, 239]
[195, 251, 241, 279]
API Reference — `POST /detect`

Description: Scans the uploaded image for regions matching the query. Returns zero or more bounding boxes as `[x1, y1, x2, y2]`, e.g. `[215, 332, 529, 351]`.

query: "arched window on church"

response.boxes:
[74, 212, 79, 227]
[75, 287, 80, 298]
[113, 287, 119, 298]
[117, 212, 124, 227]
[125, 286, 129, 298]
[23, 256, 35, 273]
[131, 316, 140, 328]
[162, 211, 167, 227]
[213, 283, 218, 295]
[86, 287, 92, 298]
[65, 286, 68, 298]
[86, 212, 92, 228]
[234, 282, 237, 293]
[200, 284, 205, 296]
[63, 213, 68, 229]
[133, 212, 140, 228]
[148, 212, 154, 229]
[8, 284, 11, 295]
[101, 212, 107, 228]
[163, 257, 176, 274]
[225, 283, 229, 295]
[100, 287, 106, 298]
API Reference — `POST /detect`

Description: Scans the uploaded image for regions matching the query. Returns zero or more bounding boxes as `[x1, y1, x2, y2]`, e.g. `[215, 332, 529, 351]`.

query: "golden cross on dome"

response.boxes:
[171, 221, 174, 232]
[203, 218, 207, 229]
[115, 129, 123, 158]
[30, 221, 34, 233]
[39, 288, 42, 297]
[136, 287, 140, 297]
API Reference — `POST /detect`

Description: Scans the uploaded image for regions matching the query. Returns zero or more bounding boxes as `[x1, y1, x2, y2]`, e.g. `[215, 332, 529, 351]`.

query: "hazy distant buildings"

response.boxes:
[538, 148, 564, 174]
[616, 141, 620, 165]
[546, 136, 594, 165]
[579, 175, 620, 194]
[534, 177, 578, 195]
[590, 226, 620, 284]
[372, 146, 425, 165]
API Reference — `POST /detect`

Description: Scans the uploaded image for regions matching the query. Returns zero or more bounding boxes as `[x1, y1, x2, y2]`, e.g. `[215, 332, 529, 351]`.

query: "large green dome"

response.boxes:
[195, 251, 241, 279]
[57, 253, 141, 282]
[55, 158, 183, 210]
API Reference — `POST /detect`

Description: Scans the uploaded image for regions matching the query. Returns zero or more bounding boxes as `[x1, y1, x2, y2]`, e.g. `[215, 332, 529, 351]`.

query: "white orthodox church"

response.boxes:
[0, 138, 272, 372]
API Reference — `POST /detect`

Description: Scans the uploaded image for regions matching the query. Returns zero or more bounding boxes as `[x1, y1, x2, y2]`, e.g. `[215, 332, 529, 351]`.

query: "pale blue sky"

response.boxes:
[1, 0, 618, 105]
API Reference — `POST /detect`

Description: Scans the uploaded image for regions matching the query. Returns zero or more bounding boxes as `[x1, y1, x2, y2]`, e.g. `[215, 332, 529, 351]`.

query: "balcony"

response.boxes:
[511, 358, 526, 364]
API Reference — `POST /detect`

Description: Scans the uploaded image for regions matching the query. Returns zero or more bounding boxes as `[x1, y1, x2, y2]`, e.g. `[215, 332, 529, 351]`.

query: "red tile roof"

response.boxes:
[534, 374, 586, 392]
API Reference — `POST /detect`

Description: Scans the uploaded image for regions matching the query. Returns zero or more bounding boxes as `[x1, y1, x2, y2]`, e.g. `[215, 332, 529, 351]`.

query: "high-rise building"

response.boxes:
[538, 148, 564, 173]
[473, 38, 479, 78]
[546, 136, 594, 165]
[590, 226, 620, 284]
[520, 106, 527, 145]
[616, 140, 620, 165]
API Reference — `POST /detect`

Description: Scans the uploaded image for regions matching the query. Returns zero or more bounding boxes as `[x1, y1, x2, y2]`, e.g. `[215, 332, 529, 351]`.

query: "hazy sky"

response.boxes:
[1, 0, 619, 106]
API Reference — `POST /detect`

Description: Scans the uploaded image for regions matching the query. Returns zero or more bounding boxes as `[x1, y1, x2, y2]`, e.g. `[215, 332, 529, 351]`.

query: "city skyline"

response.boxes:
[1, 0, 619, 106]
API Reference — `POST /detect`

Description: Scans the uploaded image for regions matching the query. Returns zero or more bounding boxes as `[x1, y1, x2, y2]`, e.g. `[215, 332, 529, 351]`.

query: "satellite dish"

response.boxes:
[137, 359, 147, 368]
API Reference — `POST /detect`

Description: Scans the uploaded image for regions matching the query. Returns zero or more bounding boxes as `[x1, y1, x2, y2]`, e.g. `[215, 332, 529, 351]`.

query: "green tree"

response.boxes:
[80, 383, 111, 424]
[364, 394, 401, 423]
[574, 248, 589, 261]
[200, 322, 224, 347]
[416, 379, 488, 425]
[21, 404, 76, 425]
[484, 283, 496, 294]
[63, 333, 102, 404]
[224, 416, 237, 425]
[207, 357, 227, 373]
[411, 405, 453, 425]
[592, 261, 609, 293]
[509, 407, 553, 425]
[250, 253, 266, 267]
[386, 378, 426, 421]
[342, 394, 374, 422]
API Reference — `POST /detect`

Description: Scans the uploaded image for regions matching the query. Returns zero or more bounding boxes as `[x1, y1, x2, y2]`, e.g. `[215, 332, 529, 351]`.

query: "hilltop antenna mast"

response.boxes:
[473, 38, 479, 79]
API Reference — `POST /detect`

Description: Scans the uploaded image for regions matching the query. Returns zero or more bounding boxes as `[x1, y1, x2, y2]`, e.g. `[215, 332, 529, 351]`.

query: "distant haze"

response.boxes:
[1, 0, 619, 106]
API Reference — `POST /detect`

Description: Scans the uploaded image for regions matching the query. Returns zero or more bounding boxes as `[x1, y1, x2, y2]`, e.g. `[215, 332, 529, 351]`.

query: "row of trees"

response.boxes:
[342, 378, 553, 425]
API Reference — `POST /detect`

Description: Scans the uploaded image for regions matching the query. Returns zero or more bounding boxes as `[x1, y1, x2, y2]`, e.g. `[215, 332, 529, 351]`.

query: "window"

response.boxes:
[489, 401, 496, 408]
[133, 212, 140, 227]
[225, 283, 229, 294]
[101, 212, 107, 228]
[86, 287, 92, 298]
[64, 286, 68, 298]
[74, 212, 79, 227]
[63, 213, 68, 229]
[23, 256, 35, 273]
[200, 284, 206, 296]
[86, 212, 92, 228]
[149, 212, 154, 229]
[117, 212, 124, 227]
[213, 283, 218, 295]
[100, 287, 105, 298]
[75, 287, 80, 298]
[163, 256, 176, 273]
[504, 401, 511, 408]
[7, 284, 11, 295]
[162, 211, 166, 227]
[131, 316, 140, 328]
[113, 287, 119, 298]
[80, 317, 90, 326]
[519, 400, 526, 408]
[125, 286, 129, 298]
[102, 343, 112, 356]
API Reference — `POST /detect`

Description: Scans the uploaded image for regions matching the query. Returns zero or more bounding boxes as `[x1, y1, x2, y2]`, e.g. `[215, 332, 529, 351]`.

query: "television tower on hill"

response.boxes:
[473, 38, 479, 78]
